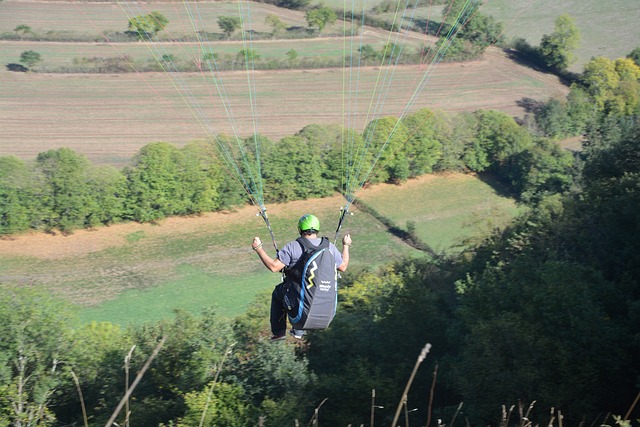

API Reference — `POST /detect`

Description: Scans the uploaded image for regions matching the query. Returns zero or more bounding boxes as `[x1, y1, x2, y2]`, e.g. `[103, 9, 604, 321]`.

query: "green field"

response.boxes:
[482, 0, 640, 71]
[358, 174, 521, 252]
[0, 173, 519, 325]
[318, 0, 640, 72]
[0, 36, 398, 71]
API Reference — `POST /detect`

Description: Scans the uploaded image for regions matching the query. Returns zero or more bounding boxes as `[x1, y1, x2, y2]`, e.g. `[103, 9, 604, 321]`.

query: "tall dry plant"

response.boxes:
[69, 369, 89, 427]
[104, 337, 166, 427]
[198, 343, 236, 427]
[391, 343, 432, 427]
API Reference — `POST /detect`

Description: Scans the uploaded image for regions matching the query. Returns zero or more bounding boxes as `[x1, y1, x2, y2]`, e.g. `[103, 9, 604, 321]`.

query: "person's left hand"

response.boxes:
[252, 236, 262, 250]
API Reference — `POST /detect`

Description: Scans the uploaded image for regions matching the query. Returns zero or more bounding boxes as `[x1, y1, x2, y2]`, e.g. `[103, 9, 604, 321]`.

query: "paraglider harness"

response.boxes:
[281, 236, 338, 330]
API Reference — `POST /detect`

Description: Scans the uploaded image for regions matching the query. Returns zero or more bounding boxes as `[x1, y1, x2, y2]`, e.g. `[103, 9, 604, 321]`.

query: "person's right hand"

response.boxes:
[342, 233, 352, 246]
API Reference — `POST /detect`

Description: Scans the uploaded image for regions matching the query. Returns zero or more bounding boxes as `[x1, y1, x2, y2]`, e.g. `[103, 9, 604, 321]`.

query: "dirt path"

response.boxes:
[0, 193, 350, 260]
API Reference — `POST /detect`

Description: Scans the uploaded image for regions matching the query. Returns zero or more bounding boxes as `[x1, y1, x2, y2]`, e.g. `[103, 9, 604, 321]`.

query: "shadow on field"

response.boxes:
[517, 96, 545, 114]
[354, 198, 437, 256]
[475, 172, 517, 200]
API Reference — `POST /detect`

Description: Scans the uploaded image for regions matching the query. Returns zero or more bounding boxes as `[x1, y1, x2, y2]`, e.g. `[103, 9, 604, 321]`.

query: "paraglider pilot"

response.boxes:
[252, 214, 351, 341]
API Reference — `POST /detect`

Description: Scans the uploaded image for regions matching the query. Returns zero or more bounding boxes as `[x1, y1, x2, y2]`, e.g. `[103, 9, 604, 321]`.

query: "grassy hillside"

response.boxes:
[0, 173, 519, 325]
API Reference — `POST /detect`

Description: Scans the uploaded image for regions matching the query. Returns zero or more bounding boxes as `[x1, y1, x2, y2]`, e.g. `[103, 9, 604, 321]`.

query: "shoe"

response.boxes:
[270, 334, 286, 341]
[289, 329, 305, 339]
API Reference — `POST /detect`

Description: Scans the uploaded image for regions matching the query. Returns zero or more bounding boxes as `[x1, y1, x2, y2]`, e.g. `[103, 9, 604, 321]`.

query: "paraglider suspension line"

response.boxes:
[259, 207, 279, 254]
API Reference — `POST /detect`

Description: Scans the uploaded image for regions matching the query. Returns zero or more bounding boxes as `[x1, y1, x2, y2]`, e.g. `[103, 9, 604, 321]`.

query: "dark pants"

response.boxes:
[270, 282, 288, 336]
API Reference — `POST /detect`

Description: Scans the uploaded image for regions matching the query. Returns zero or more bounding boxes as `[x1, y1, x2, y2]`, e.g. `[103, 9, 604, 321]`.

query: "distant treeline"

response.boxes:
[0, 108, 574, 236]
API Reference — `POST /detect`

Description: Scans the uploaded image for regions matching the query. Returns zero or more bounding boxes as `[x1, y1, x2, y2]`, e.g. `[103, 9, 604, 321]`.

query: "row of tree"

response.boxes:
[1, 110, 638, 427]
[8, 0, 509, 73]
[0, 107, 573, 235]
[533, 53, 640, 139]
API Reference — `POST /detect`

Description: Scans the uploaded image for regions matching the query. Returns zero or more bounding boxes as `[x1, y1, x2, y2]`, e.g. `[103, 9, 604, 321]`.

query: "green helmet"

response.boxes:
[298, 214, 320, 232]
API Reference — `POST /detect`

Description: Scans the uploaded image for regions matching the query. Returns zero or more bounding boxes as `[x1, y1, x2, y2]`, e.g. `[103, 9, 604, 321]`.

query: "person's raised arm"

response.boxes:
[252, 236, 286, 272]
[337, 233, 351, 272]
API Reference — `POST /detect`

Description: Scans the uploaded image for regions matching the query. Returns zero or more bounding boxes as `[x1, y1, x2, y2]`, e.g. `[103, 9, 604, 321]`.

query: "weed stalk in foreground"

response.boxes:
[104, 337, 166, 427]
[391, 343, 432, 427]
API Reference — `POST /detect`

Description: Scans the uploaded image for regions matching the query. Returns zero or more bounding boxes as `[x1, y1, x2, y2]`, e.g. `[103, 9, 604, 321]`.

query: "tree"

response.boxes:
[361, 116, 410, 183]
[380, 42, 401, 62]
[264, 14, 285, 37]
[201, 51, 218, 67]
[443, 0, 481, 28]
[237, 49, 260, 65]
[179, 142, 225, 213]
[13, 24, 31, 38]
[613, 58, 640, 115]
[227, 339, 316, 426]
[285, 49, 298, 67]
[565, 86, 595, 135]
[306, 258, 458, 426]
[84, 165, 127, 227]
[262, 135, 333, 201]
[581, 56, 620, 110]
[124, 142, 182, 221]
[161, 53, 176, 64]
[628, 46, 640, 66]
[19, 50, 41, 69]
[0, 287, 75, 426]
[0, 156, 32, 235]
[53, 322, 128, 426]
[475, 109, 533, 164]
[580, 119, 640, 283]
[122, 309, 236, 425]
[305, 6, 337, 32]
[459, 13, 504, 49]
[35, 148, 96, 232]
[437, 111, 474, 172]
[296, 123, 345, 190]
[358, 44, 378, 62]
[539, 14, 580, 72]
[502, 138, 574, 202]
[218, 16, 241, 39]
[443, 0, 503, 53]
[402, 109, 444, 176]
[148, 11, 169, 32]
[128, 11, 169, 39]
[179, 382, 252, 427]
[441, 0, 502, 57]
[535, 98, 572, 138]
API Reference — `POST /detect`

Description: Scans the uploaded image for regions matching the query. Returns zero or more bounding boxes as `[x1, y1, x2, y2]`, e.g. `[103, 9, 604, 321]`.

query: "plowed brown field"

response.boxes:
[1, 47, 567, 165]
